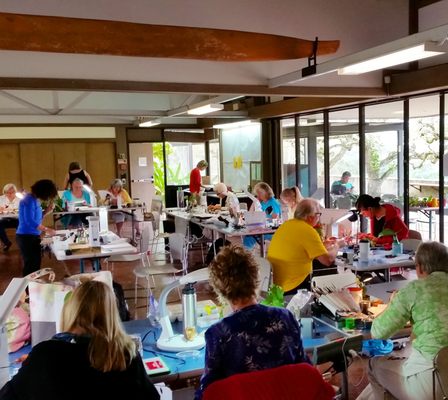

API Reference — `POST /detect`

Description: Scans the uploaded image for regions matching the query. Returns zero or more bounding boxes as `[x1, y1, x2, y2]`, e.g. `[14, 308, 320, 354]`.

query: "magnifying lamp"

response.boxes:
[157, 268, 210, 352]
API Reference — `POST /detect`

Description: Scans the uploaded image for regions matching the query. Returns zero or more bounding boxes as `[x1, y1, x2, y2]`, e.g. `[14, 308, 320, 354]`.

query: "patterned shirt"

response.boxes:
[372, 271, 448, 360]
[195, 304, 309, 399]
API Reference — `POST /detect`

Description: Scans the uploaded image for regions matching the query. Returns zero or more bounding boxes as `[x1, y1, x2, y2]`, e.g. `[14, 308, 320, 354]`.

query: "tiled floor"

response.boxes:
[0, 225, 372, 398]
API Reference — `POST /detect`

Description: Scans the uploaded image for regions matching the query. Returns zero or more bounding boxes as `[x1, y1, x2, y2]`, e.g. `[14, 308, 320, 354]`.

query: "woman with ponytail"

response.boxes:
[355, 194, 409, 245]
[0, 281, 159, 400]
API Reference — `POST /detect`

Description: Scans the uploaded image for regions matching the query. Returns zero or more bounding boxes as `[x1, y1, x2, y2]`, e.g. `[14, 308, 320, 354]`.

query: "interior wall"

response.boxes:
[0, 141, 116, 191]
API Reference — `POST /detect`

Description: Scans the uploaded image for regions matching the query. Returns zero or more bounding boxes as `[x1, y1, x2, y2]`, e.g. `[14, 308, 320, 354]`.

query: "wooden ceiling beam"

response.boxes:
[248, 97, 367, 119]
[387, 63, 448, 95]
[0, 77, 385, 98]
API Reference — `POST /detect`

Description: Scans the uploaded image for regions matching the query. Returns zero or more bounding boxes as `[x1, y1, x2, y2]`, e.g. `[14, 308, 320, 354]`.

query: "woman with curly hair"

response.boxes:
[195, 245, 309, 399]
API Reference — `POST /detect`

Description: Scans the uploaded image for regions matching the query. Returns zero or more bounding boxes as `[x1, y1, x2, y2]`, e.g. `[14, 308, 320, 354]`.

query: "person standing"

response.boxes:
[16, 179, 57, 276]
[0, 183, 21, 251]
[189, 160, 208, 203]
[62, 161, 93, 189]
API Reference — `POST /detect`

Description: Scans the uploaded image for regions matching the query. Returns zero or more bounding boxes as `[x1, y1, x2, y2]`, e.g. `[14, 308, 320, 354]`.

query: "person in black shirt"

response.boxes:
[62, 161, 93, 189]
[0, 281, 159, 400]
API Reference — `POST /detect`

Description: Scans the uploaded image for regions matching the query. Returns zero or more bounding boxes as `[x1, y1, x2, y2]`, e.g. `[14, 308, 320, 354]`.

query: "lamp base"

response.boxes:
[157, 333, 205, 353]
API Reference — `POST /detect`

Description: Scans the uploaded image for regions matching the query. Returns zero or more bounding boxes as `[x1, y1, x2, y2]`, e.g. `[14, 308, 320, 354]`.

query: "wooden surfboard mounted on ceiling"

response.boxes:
[0, 12, 339, 61]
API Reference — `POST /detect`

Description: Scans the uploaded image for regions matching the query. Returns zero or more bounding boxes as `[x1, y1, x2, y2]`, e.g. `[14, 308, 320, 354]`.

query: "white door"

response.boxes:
[129, 143, 155, 210]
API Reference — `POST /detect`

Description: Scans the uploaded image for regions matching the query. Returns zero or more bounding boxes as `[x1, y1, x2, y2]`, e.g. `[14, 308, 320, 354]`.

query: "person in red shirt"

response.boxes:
[356, 194, 409, 245]
[189, 160, 208, 201]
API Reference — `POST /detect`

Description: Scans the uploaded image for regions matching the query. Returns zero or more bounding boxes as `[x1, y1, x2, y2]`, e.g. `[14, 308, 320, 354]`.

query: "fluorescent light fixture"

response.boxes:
[338, 41, 447, 75]
[187, 103, 224, 115]
[139, 118, 162, 127]
[213, 120, 259, 129]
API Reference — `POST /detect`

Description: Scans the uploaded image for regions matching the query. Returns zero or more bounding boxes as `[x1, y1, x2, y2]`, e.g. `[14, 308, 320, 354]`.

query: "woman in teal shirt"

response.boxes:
[243, 182, 281, 250]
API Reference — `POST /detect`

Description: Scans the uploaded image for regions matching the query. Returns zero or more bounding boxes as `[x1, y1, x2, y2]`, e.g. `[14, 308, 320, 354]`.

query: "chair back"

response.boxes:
[253, 256, 272, 295]
[169, 233, 188, 273]
[401, 238, 421, 252]
[434, 346, 448, 400]
[203, 363, 335, 400]
[336, 196, 351, 210]
[98, 190, 110, 201]
[408, 229, 422, 240]
[139, 223, 154, 254]
[175, 216, 189, 236]
[239, 202, 248, 211]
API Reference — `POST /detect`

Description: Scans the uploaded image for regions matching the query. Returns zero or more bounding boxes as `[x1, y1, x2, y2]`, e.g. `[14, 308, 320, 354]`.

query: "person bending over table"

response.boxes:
[189, 160, 208, 204]
[213, 182, 240, 217]
[357, 241, 448, 400]
[0, 280, 159, 400]
[16, 179, 57, 276]
[267, 198, 338, 295]
[280, 185, 303, 220]
[243, 182, 281, 250]
[0, 183, 21, 251]
[62, 161, 93, 190]
[61, 178, 92, 228]
[356, 194, 409, 246]
[195, 245, 310, 400]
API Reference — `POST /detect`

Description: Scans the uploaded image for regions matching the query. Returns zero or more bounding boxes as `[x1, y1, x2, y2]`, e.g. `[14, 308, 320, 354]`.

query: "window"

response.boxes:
[166, 142, 206, 186]
[328, 109, 359, 209]
[209, 139, 220, 184]
[281, 118, 296, 189]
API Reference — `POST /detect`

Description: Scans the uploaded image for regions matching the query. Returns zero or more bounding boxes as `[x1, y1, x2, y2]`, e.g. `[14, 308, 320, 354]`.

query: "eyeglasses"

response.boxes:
[314, 212, 322, 217]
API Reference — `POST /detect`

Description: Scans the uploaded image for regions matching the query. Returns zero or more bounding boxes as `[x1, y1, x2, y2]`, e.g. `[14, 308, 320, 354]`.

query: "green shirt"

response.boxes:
[372, 271, 448, 360]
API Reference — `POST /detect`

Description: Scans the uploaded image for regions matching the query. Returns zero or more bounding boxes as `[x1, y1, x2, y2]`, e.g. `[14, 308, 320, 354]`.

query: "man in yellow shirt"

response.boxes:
[267, 198, 338, 294]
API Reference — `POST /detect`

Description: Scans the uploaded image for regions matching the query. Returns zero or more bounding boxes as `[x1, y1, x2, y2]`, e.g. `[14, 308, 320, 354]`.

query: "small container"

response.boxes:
[392, 236, 403, 256]
[359, 239, 370, 262]
[129, 334, 143, 358]
[182, 283, 197, 341]
[345, 317, 355, 330]
[360, 300, 371, 314]
[348, 287, 363, 304]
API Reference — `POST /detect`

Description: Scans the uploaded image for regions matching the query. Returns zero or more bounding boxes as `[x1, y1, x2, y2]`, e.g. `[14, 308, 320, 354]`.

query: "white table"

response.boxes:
[366, 280, 414, 302]
[51, 230, 136, 272]
[166, 208, 276, 256]
[345, 250, 415, 281]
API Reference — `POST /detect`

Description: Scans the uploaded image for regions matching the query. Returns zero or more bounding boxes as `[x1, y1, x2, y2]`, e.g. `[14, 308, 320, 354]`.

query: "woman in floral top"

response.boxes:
[358, 241, 448, 400]
[195, 245, 310, 399]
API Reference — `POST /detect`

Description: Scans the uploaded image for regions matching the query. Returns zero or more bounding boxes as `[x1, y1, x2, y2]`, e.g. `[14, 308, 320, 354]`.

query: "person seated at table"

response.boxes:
[267, 198, 338, 295]
[243, 182, 281, 250]
[331, 171, 354, 195]
[62, 161, 93, 190]
[16, 179, 57, 276]
[357, 241, 448, 400]
[356, 194, 409, 246]
[104, 178, 138, 237]
[280, 186, 303, 220]
[195, 245, 310, 400]
[213, 182, 240, 217]
[61, 178, 92, 228]
[0, 280, 160, 400]
[0, 183, 21, 251]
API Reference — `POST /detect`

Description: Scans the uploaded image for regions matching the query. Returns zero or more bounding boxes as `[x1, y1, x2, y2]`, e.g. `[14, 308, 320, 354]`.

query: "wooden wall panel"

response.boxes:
[85, 142, 116, 190]
[53, 142, 86, 189]
[0, 144, 21, 190]
[20, 143, 54, 190]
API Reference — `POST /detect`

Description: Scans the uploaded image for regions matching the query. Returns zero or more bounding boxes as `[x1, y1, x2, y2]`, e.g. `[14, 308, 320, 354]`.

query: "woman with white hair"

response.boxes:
[105, 178, 133, 237]
[214, 182, 240, 217]
[358, 241, 448, 400]
[0, 183, 21, 251]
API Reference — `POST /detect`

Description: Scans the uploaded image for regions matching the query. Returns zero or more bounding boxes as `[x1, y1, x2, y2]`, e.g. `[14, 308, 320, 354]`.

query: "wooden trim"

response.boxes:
[417, 0, 444, 8]
[248, 97, 368, 119]
[388, 63, 448, 95]
[0, 77, 385, 98]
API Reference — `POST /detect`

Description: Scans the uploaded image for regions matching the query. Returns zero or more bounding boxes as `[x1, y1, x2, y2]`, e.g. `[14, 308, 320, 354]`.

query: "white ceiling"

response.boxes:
[0, 0, 446, 124]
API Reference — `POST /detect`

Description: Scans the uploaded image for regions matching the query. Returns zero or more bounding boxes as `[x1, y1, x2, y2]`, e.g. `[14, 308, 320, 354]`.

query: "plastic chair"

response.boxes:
[253, 256, 272, 296]
[98, 190, 110, 201]
[408, 229, 422, 240]
[202, 363, 335, 400]
[433, 346, 448, 400]
[401, 238, 421, 252]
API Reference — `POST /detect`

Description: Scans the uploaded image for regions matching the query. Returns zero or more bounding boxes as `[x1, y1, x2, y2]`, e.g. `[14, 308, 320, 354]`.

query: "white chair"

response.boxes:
[254, 256, 272, 296]
[98, 190, 110, 201]
[433, 346, 448, 400]
[401, 238, 422, 252]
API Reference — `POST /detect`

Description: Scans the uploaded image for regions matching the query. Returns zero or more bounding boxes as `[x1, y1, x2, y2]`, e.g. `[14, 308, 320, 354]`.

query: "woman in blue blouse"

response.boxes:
[243, 182, 281, 250]
[61, 178, 91, 227]
[16, 179, 58, 276]
[195, 245, 309, 399]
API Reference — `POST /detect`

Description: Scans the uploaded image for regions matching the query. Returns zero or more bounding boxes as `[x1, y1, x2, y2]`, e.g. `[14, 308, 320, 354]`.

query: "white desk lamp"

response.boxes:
[157, 268, 210, 352]
[0, 277, 29, 387]
[82, 184, 97, 208]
